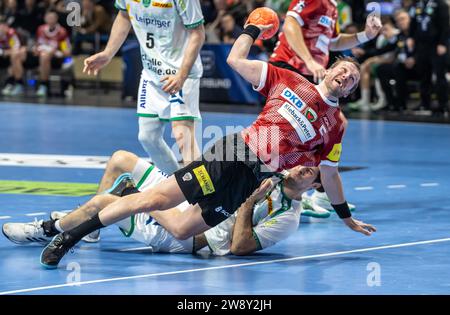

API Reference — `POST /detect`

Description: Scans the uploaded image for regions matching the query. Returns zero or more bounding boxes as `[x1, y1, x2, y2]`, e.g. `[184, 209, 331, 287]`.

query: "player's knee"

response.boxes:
[110, 150, 135, 171]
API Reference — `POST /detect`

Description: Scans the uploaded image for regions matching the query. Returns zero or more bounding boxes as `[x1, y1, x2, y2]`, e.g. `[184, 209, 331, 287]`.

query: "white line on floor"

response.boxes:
[354, 186, 374, 191]
[387, 185, 406, 189]
[24, 212, 47, 217]
[420, 183, 439, 187]
[1, 237, 450, 295]
[0, 216, 12, 220]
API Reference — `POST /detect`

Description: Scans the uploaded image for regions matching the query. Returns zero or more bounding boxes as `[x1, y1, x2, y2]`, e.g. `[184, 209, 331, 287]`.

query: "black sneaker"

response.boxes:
[40, 232, 76, 269]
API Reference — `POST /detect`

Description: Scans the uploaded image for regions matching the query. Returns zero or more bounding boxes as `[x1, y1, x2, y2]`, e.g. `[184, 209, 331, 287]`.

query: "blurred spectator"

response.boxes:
[53, 0, 72, 36]
[15, 0, 45, 40]
[408, 0, 449, 113]
[0, 19, 22, 96]
[12, 10, 71, 97]
[219, 13, 242, 44]
[269, 0, 382, 84]
[73, 0, 112, 54]
[3, 0, 19, 28]
[375, 9, 418, 111]
[337, 0, 353, 30]
[348, 16, 399, 111]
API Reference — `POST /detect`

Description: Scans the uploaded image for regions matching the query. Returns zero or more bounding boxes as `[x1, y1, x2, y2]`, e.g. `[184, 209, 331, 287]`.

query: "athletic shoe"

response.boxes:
[40, 232, 76, 269]
[2, 219, 52, 244]
[347, 100, 370, 112]
[300, 194, 331, 223]
[9, 84, 24, 96]
[310, 190, 356, 212]
[36, 85, 47, 97]
[106, 173, 138, 197]
[50, 211, 101, 243]
[1, 83, 14, 96]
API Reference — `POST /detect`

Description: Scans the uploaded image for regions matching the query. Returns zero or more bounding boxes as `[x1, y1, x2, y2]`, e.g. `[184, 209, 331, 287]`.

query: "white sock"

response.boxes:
[54, 220, 64, 233]
[138, 117, 179, 174]
[361, 88, 370, 104]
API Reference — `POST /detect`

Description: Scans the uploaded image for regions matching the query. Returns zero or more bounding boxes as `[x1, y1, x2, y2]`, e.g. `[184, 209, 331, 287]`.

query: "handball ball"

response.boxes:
[246, 7, 280, 40]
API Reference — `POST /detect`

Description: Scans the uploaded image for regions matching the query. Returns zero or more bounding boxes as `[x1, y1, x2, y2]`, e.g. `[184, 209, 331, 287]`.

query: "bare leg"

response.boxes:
[98, 175, 186, 226]
[39, 51, 53, 82]
[10, 48, 26, 81]
[59, 194, 119, 231]
[150, 204, 211, 240]
[57, 150, 140, 229]
[97, 150, 140, 193]
[172, 120, 201, 166]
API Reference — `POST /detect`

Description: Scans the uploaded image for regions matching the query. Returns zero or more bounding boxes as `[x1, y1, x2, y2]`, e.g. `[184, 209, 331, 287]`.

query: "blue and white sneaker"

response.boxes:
[2, 219, 52, 244]
[301, 194, 331, 223]
[310, 191, 356, 212]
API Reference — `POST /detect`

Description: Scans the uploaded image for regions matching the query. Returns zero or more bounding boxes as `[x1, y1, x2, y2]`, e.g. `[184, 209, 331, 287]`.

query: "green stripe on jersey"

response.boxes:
[185, 19, 205, 29]
[136, 164, 155, 189]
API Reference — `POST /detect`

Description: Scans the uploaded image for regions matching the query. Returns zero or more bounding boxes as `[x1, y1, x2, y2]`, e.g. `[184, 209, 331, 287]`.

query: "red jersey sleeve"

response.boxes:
[286, 0, 320, 27]
[319, 121, 346, 167]
[253, 62, 297, 97]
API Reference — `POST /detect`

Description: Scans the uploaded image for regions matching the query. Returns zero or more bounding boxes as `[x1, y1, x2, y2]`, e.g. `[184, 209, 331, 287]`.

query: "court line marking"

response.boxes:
[387, 185, 406, 189]
[1, 237, 450, 295]
[420, 183, 439, 187]
[24, 212, 47, 217]
[354, 186, 374, 191]
[0, 216, 12, 220]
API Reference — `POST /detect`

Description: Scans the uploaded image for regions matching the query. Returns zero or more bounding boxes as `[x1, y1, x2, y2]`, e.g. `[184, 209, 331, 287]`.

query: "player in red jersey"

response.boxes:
[12, 11, 71, 97]
[0, 20, 22, 96]
[40, 23, 376, 269]
[270, 0, 382, 83]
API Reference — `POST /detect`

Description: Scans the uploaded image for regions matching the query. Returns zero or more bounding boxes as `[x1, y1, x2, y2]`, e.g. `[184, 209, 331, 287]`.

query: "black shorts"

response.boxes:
[174, 133, 274, 227]
[0, 56, 10, 68]
[24, 52, 65, 69]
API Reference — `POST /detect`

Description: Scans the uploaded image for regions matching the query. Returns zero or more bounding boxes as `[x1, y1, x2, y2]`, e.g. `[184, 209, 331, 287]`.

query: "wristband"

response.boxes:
[356, 32, 370, 44]
[331, 201, 352, 219]
[0, 48, 3, 57]
[242, 25, 261, 41]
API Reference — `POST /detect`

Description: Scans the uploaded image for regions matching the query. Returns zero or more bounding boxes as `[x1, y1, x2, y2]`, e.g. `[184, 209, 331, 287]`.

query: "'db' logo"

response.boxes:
[142, 0, 151, 8]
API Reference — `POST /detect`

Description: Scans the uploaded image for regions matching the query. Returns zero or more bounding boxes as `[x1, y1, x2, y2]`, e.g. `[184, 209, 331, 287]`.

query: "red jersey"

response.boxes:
[0, 27, 20, 50]
[241, 62, 345, 172]
[36, 24, 71, 54]
[269, 0, 339, 76]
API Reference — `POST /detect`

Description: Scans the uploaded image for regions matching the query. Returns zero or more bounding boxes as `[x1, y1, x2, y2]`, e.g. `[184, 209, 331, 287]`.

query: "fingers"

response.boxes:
[357, 226, 372, 236]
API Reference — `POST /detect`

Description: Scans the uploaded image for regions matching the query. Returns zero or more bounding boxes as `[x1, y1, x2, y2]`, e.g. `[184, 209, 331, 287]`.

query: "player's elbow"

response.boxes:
[226, 55, 238, 69]
[230, 240, 255, 256]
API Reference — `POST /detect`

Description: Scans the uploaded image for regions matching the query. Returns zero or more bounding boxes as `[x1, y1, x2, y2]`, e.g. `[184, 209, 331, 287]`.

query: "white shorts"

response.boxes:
[136, 71, 201, 122]
[115, 159, 192, 253]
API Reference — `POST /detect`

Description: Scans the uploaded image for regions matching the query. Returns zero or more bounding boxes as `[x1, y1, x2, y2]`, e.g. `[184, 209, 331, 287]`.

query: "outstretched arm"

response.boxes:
[330, 15, 382, 51]
[226, 32, 265, 87]
[320, 165, 376, 236]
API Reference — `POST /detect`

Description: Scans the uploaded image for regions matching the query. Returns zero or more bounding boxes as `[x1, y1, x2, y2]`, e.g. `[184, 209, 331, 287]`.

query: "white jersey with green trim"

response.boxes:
[115, 0, 204, 85]
[204, 184, 301, 256]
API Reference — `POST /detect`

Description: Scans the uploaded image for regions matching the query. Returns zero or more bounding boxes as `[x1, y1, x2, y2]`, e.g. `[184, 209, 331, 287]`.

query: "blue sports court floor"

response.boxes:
[0, 101, 449, 295]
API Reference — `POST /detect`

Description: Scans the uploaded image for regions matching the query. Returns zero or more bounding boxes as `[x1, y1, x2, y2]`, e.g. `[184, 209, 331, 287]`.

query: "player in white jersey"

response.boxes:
[83, 0, 205, 174]
[3, 151, 324, 256]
